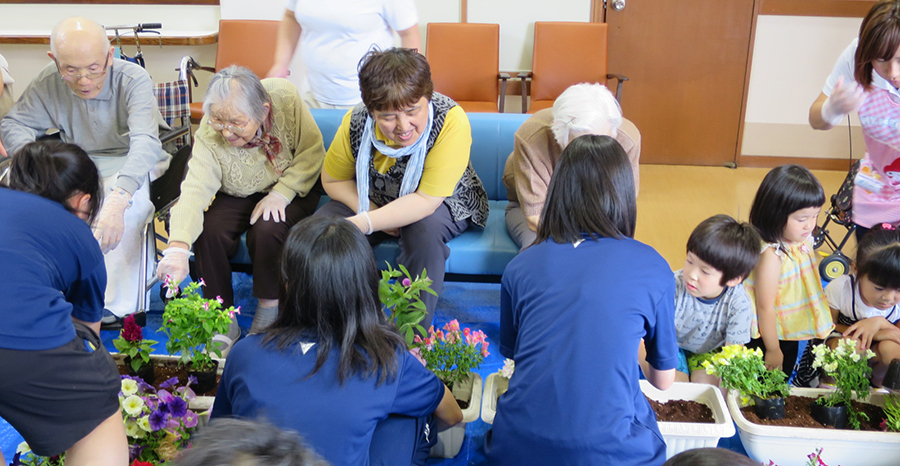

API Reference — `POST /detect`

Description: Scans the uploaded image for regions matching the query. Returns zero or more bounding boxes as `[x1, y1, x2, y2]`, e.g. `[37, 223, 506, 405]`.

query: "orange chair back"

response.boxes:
[426, 23, 501, 113]
[215, 19, 280, 78]
[529, 22, 609, 113]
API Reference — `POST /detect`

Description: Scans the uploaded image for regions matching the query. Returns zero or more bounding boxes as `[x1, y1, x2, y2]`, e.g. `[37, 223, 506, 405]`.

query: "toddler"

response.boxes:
[744, 165, 835, 375]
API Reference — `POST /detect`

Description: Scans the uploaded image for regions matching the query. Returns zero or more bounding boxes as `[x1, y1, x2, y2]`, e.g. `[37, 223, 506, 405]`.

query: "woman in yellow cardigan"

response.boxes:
[157, 66, 325, 353]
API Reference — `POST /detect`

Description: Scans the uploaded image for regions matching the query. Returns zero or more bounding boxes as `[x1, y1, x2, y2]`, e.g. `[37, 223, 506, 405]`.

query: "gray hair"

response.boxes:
[50, 17, 111, 58]
[550, 83, 622, 149]
[203, 65, 271, 123]
[174, 418, 328, 466]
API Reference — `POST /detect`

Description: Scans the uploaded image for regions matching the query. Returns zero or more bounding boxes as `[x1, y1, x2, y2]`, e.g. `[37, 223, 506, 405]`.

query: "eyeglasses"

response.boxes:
[54, 53, 110, 82]
[207, 119, 248, 135]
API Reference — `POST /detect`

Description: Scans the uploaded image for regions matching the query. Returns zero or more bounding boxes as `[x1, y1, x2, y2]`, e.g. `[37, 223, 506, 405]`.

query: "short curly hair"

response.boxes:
[358, 48, 434, 113]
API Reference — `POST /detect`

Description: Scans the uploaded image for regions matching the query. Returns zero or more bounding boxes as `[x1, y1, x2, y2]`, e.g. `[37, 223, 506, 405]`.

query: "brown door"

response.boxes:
[605, 0, 754, 165]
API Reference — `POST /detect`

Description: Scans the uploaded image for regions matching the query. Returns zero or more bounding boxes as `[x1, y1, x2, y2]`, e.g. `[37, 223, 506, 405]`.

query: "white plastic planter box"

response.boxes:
[430, 372, 483, 458]
[640, 380, 735, 459]
[481, 372, 509, 424]
[729, 387, 900, 466]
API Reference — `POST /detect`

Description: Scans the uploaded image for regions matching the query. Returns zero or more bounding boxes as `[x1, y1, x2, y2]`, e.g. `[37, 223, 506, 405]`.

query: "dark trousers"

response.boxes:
[747, 337, 800, 377]
[193, 191, 320, 308]
[314, 200, 469, 327]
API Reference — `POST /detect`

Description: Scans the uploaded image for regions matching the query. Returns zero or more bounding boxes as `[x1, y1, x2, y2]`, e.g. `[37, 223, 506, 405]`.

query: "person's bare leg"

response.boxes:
[65, 411, 127, 466]
[871, 340, 900, 387]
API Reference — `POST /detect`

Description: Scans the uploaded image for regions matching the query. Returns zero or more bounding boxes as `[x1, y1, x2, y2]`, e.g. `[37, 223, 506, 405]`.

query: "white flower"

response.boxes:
[122, 395, 145, 417]
[16, 442, 31, 454]
[121, 378, 138, 396]
[125, 420, 145, 438]
[499, 359, 515, 378]
[867, 349, 877, 359]
[850, 352, 861, 362]
[138, 415, 153, 432]
[824, 362, 838, 373]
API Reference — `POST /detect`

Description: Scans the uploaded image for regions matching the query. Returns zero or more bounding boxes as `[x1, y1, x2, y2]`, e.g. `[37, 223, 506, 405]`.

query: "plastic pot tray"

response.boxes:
[640, 380, 735, 459]
[480, 372, 509, 424]
[729, 387, 900, 466]
[430, 372, 483, 459]
[111, 353, 223, 412]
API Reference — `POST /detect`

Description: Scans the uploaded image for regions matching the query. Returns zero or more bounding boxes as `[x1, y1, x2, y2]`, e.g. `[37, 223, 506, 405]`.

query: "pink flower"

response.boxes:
[216, 296, 224, 304]
[234, 306, 241, 315]
[463, 328, 471, 336]
[402, 278, 412, 287]
[414, 335, 423, 344]
[446, 320, 460, 332]
[199, 278, 206, 287]
[202, 302, 210, 311]
[121, 314, 143, 342]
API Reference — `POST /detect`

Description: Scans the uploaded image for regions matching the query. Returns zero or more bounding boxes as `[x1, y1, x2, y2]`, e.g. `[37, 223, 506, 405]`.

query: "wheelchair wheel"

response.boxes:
[819, 253, 850, 281]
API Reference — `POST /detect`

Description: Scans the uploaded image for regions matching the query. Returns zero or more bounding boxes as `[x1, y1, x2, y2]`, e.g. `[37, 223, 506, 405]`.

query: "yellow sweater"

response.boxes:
[168, 78, 325, 245]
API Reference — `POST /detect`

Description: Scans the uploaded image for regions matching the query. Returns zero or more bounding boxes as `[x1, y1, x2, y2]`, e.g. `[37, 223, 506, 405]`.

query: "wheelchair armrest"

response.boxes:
[160, 125, 190, 146]
[178, 56, 214, 87]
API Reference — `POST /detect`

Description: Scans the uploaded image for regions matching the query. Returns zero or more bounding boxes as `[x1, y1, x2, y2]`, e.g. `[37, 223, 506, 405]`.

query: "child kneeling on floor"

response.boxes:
[642, 215, 760, 386]
[818, 224, 900, 388]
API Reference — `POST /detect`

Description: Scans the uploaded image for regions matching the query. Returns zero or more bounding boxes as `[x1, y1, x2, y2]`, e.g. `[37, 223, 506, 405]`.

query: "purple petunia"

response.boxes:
[187, 375, 198, 386]
[183, 411, 199, 428]
[148, 409, 169, 431]
[166, 397, 188, 418]
[156, 389, 175, 404]
[159, 377, 180, 389]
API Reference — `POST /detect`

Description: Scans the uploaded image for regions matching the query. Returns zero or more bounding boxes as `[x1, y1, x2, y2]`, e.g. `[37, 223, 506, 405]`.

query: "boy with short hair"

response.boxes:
[672, 214, 761, 384]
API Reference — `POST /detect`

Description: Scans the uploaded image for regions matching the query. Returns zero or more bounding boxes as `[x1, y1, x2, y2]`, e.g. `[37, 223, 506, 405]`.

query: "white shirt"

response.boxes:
[824, 274, 900, 323]
[286, 0, 418, 106]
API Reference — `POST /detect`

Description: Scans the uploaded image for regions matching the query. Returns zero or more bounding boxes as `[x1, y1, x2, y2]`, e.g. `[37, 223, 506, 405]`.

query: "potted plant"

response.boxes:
[410, 319, 488, 458]
[379, 264, 436, 345]
[882, 394, 900, 432]
[112, 314, 158, 384]
[702, 344, 790, 419]
[159, 277, 238, 392]
[810, 339, 876, 429]
[119, 374, 202, 464]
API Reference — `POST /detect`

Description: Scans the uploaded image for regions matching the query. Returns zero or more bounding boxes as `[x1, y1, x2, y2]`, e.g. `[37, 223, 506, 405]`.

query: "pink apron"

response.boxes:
[854, 88, 900, 228]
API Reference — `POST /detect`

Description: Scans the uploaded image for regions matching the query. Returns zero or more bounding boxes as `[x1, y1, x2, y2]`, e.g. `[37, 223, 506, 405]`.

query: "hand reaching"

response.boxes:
[764, 348, 784, 372]
[93, 189, 131, 254]
[250, 191, 290, 225]
[844, 317, 889, 351]
[156, 246, 192, 284]
[821, 76, 866, 126]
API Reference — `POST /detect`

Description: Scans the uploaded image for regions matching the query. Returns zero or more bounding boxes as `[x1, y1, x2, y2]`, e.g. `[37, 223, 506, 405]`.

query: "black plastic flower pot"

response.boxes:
[752, 395, 786, 420]
[189, 360, 219, 394]
[125, 357, 156, 386]
[810, 400, 848, 429]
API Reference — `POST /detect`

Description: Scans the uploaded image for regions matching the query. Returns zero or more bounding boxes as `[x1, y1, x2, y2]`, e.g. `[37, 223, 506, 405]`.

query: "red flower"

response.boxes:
[121, 314, 144, 342]
[131, 460, 155, 466]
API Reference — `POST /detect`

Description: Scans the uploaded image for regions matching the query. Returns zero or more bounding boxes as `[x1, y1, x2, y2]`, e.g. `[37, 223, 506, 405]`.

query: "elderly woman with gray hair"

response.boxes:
[156, 66, 325, 351]
[501, 82, 641, 250]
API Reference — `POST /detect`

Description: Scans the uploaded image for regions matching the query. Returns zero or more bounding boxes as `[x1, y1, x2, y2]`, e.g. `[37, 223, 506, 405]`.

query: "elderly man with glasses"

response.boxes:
[1, 16, 169, 329]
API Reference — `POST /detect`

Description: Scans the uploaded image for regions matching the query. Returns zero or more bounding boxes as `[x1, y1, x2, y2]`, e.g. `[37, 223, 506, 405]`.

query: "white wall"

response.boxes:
[741, 15, 866, 160]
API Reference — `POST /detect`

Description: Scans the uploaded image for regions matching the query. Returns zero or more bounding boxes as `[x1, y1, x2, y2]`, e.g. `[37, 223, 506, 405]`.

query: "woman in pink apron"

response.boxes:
[810, 0, 900, 238]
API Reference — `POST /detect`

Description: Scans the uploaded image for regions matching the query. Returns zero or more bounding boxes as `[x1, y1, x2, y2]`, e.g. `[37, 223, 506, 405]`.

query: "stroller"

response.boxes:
[812, 160, 859, 281]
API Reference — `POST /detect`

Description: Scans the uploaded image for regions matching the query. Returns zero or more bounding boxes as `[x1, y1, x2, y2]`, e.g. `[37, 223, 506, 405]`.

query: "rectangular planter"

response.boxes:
[481, 372, 509, 425]
[430, 372, 483, 459]
[111, 352, 224, 413]
[728, 387, 900, 466]
[640, 380, 735, 459]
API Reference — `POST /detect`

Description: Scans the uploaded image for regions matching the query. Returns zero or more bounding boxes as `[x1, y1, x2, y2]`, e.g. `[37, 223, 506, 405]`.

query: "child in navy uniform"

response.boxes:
[672, 215, 761, 385]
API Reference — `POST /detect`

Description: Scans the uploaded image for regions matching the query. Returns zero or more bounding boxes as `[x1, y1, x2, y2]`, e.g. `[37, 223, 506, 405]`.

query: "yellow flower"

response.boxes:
[121, 378, 138, 397]
[122, 395, 144, 417]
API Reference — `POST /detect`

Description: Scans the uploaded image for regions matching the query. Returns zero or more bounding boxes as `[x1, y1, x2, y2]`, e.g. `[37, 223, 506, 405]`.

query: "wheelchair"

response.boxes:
[812, 160, 859, 281]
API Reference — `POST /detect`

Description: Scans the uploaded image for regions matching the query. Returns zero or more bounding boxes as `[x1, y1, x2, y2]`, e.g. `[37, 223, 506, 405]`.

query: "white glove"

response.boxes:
[821, 76, 866, 126]
[156, 247, 193, 284]
[250, 191, 290, 225]
[93, 188, 131, 254]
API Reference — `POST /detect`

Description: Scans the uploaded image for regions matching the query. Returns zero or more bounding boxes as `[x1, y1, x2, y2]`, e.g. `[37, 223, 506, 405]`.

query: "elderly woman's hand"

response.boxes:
[250, 191, 291, 225]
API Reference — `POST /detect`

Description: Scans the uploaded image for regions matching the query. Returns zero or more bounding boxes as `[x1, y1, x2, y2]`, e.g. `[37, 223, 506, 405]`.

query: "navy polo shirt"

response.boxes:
[486, 235, 678, 466]
[0, 188, 106, 350]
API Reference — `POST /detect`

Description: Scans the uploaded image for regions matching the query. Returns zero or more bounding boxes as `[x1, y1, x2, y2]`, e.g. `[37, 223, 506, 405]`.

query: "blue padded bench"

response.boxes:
[229, 108, 530, 277]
